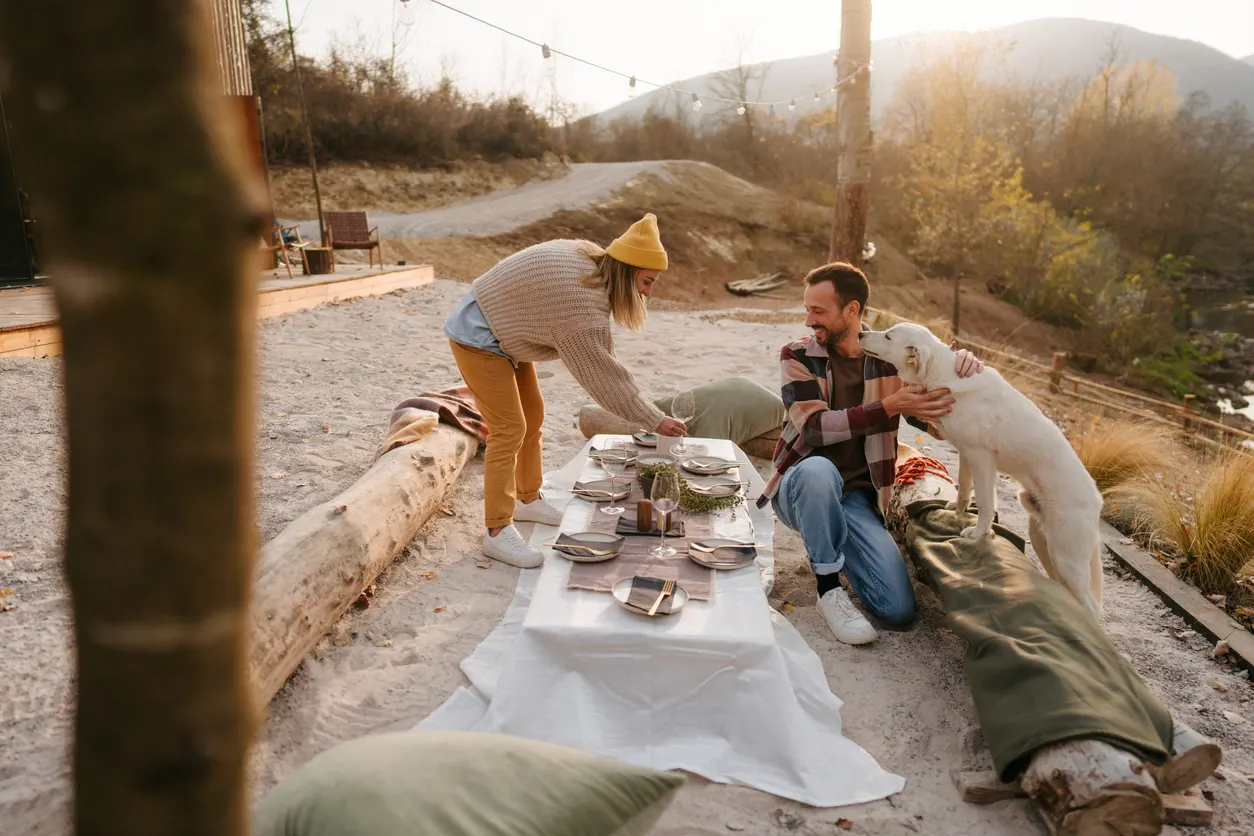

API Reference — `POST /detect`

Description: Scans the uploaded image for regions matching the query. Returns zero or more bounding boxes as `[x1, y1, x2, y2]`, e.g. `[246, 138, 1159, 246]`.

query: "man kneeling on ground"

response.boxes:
[758, 262, 983, 645]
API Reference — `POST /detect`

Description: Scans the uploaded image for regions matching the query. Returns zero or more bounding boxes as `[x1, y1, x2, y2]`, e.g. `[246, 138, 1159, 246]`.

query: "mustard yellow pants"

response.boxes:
[449, 341, 544, 528]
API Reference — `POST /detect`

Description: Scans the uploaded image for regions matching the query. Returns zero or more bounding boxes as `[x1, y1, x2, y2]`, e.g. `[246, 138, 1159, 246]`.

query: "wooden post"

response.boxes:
[284, 0, 326, 245]
[1181, 394, 1197, 432]
[828, 0, 873, 266]
[0, 2, 268, 835]
[1050, 352, 1066, 394]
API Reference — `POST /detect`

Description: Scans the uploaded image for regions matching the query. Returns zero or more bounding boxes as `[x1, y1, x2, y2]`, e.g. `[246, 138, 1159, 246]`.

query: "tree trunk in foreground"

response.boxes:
[0, 2, 267, 834]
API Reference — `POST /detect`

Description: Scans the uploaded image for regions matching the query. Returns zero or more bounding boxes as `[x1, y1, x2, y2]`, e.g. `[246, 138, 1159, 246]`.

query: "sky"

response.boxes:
[271, 0, 1254, 116]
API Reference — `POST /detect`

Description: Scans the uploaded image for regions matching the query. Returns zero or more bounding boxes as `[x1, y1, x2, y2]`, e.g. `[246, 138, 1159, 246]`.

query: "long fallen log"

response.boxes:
[891, 448, 1218, 834]
[249, 425, 476, 706]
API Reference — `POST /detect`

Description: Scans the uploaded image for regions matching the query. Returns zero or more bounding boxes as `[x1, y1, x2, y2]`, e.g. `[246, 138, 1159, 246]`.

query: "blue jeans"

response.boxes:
[772, 456, 916, 625]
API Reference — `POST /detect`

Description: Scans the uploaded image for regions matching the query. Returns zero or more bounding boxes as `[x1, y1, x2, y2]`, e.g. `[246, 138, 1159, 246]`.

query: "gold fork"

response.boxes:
[647, 579, 676, 616]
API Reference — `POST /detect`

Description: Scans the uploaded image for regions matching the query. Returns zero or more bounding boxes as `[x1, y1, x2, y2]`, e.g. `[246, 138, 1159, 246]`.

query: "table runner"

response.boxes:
[567, 489, 715, 600]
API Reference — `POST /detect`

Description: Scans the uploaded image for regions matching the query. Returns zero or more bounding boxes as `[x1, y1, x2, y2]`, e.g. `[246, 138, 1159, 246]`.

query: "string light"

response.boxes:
[736, 105, 746, 115]
[628, 75, 636, 98]
[423, 0, 868, 113]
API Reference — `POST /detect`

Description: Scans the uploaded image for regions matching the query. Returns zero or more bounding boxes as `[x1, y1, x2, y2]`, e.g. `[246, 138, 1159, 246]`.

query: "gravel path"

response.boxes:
[290, 161, 675, 242]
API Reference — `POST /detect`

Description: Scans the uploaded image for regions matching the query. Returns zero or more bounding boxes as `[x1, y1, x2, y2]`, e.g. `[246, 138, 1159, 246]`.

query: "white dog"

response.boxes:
[859, 323, 1104, 620]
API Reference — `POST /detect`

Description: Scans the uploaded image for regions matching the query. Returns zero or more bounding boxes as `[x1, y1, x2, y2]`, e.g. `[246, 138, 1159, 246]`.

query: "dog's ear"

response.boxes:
[904, 344, 934, 379]
[904, 345, 920, 375]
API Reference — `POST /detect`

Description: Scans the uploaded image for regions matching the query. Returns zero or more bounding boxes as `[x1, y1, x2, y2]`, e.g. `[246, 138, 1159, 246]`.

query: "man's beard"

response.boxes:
[817, 322, 847, 352]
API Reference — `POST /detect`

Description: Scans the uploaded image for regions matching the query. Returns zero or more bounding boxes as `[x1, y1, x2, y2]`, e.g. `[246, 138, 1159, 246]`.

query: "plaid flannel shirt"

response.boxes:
[758, 328, 931, 517]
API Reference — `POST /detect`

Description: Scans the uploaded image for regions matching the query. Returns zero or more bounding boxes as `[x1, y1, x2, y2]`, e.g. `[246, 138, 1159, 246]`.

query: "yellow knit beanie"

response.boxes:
[606, 213, 668, 271]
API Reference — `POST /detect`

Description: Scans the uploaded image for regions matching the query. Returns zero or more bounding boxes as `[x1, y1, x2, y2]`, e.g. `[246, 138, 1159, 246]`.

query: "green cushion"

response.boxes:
[253, 731, 684, 836]
[654, 376, 784, 445]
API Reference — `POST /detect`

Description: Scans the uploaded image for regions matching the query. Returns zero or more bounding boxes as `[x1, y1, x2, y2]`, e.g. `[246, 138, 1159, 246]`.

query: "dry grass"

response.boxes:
[269, 157, 568, 220]
[1073, 416, 1182, 494]
[1117, 451, 1254, 594]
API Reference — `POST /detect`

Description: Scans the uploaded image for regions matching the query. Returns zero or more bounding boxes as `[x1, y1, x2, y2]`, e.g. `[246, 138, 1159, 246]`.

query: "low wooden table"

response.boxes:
[302, 247, 333, 275]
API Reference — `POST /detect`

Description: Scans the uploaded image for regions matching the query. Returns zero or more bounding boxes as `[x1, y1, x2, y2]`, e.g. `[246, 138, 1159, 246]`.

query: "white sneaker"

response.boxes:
[818, 588, 877, 646]
[513, 495, 564, 526]
[482, 525, 543, 569]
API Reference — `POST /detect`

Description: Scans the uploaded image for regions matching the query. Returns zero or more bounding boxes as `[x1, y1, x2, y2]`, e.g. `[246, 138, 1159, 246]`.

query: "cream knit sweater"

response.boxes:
[472, 240, 666, 430]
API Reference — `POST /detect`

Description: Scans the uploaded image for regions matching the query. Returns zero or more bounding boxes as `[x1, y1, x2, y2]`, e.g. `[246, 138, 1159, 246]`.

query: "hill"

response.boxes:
[321, 159, 1072, 352]
[593, 18, 1254, 126]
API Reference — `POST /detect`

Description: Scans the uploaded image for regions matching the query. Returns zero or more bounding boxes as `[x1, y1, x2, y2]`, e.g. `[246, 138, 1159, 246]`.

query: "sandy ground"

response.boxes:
[290, 161, 674, 242]
[2, 279, 1253, 835]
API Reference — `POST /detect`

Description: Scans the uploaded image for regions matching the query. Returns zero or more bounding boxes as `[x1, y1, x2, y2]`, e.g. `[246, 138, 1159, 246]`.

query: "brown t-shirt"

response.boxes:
[817, 352, 872, 494]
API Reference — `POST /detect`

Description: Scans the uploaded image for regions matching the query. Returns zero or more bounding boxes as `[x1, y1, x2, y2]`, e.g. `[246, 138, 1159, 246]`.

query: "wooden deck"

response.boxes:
[0, 262, 434, 359]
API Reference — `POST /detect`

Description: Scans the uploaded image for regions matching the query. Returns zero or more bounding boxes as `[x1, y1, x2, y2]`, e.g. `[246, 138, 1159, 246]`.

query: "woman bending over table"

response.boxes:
[444, 213, 687, 568]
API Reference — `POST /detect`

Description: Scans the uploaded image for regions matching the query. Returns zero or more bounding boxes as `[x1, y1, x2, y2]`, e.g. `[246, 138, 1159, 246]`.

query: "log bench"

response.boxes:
[892, 446, 1222, 834]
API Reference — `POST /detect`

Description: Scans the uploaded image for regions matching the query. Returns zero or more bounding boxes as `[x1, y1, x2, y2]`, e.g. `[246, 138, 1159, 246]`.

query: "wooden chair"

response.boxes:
[258, 224, 310, 279]
[259, 224, 294, 280]
[322, 210, 383, 269]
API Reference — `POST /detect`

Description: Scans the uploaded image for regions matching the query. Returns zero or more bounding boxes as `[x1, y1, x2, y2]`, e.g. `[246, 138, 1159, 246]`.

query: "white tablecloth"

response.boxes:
[418, 436, 905, 807]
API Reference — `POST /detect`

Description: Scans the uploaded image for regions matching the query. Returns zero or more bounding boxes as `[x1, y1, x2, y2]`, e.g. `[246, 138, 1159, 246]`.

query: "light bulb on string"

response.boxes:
[691, 93, 702, 112]
[814, 91, 821, 102]
[541, 43, 552, 59]
[768, 104, 775, 116]
[628, 75, 636, 98]
[736, 104, 746, 115]
[397, 0, 416, 26]
[789, 99, 796, 111]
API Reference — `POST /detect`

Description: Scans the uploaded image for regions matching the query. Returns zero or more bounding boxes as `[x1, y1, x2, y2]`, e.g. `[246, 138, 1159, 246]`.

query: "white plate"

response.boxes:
[572, 479, 632, 501]
[633, 432, 658, 447]
[687, 538, 757, 570]
[588, 448, 638, 467]
[636, 454, 674, 468]
[680, 456, 739, 475]
[611, 576, 689, 616]
[551, 531, 624, 563]
[687, 476, 744, 498]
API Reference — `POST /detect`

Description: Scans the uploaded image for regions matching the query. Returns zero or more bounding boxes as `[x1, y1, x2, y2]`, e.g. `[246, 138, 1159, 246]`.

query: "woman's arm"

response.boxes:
[553, 327, 667, 431]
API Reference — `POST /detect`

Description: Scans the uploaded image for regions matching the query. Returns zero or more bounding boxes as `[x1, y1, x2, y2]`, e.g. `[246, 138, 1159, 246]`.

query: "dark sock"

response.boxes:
[816, 572, 843, 597]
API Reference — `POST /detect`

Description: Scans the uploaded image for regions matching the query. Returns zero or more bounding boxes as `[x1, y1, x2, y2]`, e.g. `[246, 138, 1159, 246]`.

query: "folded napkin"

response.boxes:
[616, 515, 685, 537]
[625, 575, 674, 615]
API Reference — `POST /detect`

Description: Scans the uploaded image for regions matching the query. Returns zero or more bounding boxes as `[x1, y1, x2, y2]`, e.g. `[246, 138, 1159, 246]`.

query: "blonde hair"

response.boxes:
[577, 240, 648, 332]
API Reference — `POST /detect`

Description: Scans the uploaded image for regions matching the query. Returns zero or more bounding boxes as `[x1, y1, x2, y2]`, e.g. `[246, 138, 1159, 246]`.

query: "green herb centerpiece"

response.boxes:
[637, 462, 742, 515]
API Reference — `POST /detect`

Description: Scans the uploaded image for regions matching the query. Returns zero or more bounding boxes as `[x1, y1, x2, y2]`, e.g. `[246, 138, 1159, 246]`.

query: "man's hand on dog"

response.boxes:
[952, 346, 984, 377]
[883, 385, 955, 420]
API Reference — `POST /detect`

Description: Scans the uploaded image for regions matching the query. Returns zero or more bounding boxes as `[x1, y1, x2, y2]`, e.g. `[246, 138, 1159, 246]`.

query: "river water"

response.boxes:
[1188, 289, 1254, 419]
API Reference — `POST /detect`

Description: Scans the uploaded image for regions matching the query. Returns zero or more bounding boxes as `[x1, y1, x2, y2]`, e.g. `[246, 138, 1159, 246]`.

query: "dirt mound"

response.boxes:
[379, 160, 1070, 351]
[298, 157, 1069, 351]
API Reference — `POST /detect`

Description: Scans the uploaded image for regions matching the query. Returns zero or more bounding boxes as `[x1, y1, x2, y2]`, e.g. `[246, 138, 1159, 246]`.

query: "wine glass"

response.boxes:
[649, 469, 681, 557]
[669, 390, 697, 458]
[599, 439, 632, 516]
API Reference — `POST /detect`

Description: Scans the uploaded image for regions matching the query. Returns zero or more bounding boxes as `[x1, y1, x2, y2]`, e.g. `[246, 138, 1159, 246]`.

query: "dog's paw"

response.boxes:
[945, 501, 968, 513]
[960, 525, 992, 539]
